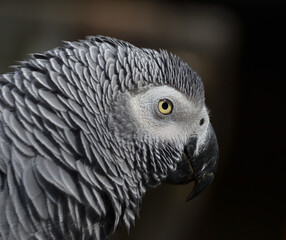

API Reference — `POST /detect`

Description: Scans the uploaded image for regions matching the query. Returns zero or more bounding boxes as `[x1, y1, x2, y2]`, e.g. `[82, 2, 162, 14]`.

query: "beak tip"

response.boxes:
[185, 173, 215, 202]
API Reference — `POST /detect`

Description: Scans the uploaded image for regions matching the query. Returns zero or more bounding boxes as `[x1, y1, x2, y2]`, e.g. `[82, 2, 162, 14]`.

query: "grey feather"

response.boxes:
[23, 166, 48, 220]
[38, 105, 67, 130]
[38, 89, 66, 112]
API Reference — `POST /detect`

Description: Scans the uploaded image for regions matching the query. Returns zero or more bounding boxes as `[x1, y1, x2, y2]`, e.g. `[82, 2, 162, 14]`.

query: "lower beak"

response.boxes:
[164, 124, 219, 201]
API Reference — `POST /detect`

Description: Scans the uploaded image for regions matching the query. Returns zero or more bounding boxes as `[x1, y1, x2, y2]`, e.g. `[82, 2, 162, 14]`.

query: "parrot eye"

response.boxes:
[200, 118, 205, 126]
[158, 99, 173, 115]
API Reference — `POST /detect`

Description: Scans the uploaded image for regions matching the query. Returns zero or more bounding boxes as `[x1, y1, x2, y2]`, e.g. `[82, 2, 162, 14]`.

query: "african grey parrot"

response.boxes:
[0, 36, 218, 240]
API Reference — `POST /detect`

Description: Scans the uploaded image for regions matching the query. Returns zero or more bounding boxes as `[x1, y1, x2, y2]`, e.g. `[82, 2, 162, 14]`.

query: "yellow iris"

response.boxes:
[158, 99, 173, 115]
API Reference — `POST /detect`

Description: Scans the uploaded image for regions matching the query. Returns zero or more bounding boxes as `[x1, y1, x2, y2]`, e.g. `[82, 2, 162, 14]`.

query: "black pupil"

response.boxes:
[162, 101, 169, 110]
[200, 118, 205, 126]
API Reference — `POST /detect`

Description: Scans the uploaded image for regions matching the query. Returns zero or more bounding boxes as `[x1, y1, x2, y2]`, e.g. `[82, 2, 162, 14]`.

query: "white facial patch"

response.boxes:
[129, 85, 209, 145]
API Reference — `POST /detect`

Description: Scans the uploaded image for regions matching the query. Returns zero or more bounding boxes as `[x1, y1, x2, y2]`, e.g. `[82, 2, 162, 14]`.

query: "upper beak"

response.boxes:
[164, 124, 219, 201]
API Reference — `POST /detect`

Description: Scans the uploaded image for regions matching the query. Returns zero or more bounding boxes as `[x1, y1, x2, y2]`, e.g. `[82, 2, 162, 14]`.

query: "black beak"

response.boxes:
[164, 124, 218, 201]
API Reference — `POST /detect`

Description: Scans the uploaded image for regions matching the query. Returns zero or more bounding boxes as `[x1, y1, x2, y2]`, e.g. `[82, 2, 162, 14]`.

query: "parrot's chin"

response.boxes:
[164, 124, 219, 201]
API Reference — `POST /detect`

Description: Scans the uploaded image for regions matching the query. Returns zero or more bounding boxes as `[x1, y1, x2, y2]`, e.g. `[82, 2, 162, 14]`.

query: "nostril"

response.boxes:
[199, 118, 205, 126]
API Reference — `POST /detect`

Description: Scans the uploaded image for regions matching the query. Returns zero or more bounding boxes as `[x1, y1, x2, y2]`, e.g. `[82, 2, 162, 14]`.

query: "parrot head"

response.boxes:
[105, 37, 219, 203]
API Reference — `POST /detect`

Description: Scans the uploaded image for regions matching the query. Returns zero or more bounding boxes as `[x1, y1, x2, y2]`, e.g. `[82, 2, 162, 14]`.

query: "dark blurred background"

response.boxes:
[0, 1, 285, 239]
